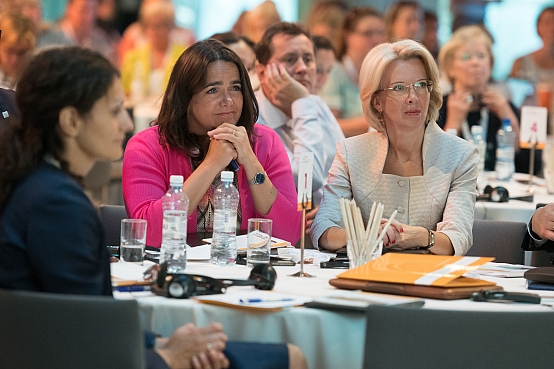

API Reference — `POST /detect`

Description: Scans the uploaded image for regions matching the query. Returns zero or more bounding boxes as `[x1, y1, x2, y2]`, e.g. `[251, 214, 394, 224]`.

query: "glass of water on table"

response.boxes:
[120, 219, 147, 265]
[247, 218, 272, 267]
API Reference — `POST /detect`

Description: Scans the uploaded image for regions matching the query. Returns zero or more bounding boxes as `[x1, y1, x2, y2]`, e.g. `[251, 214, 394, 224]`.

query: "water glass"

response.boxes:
[247, 219, 272, 267]
[120, 219, 147, 265]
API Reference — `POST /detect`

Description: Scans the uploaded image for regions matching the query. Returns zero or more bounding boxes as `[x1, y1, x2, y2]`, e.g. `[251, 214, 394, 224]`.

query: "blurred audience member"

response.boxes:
[0, 14, 36, 90]
[3, 0, 71, 48]
[47, 0, 118, 65]
[384, 1, 423, 42]
[510, 7, 554, 84]
[312, 35, 336, 94]
[320, 7, 385, 137]
[305, 0, 349, 52]
[210, 32, 258, 90]
[422, 11, 439, 60]
[242, 0, 281, 43]
[437, 25, 541, 175]
[255, 22, 344, 207]
[96, 0, 121, 46]
[121, 1, 185, 102]
[118, 0, 195, 65]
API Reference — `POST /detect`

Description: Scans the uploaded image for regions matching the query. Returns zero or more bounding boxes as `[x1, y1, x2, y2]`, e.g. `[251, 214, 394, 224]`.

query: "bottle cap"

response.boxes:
[470, 125, 483, 134]
[502, 118, 511, 128]
[169, 175, 184, 187]
[221, 171, 234, 181]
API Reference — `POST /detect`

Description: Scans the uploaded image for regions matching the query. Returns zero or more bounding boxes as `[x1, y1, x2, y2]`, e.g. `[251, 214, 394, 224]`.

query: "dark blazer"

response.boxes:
[0, 87, 20, 124]
[522, 228, 554, 253]
[0, 162, 169, 369]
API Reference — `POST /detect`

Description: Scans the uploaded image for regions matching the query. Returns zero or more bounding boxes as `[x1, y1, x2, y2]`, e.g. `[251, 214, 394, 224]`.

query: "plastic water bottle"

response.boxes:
[471, 125, 487, 190]
[211, 171, 239, 266]
[495, 118, 515, 182]
[161, 175, 189, 273]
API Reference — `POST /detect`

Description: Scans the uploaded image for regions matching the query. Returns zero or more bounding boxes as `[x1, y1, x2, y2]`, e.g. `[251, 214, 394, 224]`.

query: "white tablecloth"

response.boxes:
[474, 172, 554, 222]
[115, 261, 554, 369]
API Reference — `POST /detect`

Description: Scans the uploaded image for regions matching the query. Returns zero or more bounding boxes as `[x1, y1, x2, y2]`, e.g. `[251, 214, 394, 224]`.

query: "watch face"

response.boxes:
[255, 173, 265, 184]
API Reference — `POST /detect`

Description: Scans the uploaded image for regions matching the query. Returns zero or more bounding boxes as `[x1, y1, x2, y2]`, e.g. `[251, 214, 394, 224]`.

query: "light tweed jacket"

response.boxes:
[310, 122, 479, 255]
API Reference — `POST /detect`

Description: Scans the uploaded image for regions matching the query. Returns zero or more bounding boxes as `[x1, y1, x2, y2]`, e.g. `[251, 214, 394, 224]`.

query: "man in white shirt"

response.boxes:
[254, 22, 344, 208]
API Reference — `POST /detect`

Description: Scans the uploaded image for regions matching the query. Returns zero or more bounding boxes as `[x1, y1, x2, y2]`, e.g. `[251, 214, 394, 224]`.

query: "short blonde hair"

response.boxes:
[139, 0, 175, 28]
[0, 14, 36, 50]
[359, 39, 442, 131]
[438, 25, 493, 86]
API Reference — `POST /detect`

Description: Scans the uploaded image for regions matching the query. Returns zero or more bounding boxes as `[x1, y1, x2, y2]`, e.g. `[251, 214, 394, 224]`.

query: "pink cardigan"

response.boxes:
[122, 125, 302, 247]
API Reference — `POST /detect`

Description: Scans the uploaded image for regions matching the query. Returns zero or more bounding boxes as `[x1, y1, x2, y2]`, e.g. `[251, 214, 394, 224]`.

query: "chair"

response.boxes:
[466, 219, 526, 264]
[364, 305, 554, 369]
[0, 289, 145, 369]
[98, 205, 128, 246]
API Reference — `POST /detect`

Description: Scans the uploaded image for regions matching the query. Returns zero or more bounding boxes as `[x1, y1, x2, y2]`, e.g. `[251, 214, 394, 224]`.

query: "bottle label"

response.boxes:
[162, 210, 187, 240]
[214, 210, 237, 233]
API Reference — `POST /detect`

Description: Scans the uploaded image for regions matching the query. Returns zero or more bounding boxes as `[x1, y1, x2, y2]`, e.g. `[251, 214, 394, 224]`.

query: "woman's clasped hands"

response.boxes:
[206, 123, 256, 169]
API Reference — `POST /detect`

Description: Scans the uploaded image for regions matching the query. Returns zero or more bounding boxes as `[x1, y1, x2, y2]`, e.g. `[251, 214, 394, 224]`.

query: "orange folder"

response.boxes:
[329, 253, 502, 300]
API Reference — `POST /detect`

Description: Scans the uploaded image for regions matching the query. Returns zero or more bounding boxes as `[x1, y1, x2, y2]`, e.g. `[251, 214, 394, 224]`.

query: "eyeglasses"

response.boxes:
[376, 81, 433, 97]
[457, 52, 487, 61]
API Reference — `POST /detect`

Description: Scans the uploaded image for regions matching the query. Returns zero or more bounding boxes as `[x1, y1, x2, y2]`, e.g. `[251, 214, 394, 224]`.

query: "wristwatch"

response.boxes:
[422, 229, 435, 250]
[248, 172, 266, 186]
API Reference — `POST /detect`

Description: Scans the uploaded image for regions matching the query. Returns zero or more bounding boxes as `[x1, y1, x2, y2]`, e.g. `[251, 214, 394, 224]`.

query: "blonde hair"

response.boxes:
[359, 39, 442, 131]
[139, 0, 175, 27]
[438, 25, 494, 86]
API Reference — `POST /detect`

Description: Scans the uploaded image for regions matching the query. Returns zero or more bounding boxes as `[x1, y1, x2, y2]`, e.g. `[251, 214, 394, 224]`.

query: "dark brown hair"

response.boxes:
[156, 39, 258, 160]
[255, 22, 312, 65]
[336, 6, 381, 59]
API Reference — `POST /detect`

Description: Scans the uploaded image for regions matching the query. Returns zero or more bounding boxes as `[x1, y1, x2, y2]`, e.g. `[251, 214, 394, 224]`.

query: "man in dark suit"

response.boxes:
[522, 203, 554, 253]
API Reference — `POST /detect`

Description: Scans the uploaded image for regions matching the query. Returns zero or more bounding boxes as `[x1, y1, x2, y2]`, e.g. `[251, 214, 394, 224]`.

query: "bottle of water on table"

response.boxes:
[161, 175, 189, 273]
[211, 171, 239, 266]
[471, 125, 486, 191]
[495, 118, 515, 182]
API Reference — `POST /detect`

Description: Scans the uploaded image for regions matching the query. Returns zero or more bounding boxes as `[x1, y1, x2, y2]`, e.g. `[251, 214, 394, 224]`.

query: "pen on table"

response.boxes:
[239, 298, 295, 303]
[114, 285, 152, 292]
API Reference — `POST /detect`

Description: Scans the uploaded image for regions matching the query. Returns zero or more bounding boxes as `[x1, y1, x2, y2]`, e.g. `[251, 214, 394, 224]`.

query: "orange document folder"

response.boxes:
[329, 253, 501, 300]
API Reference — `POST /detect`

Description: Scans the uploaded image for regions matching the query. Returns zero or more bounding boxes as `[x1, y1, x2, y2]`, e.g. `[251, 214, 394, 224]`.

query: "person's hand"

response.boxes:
[263, 63, 309, 116]
[207, 123, 256, 167]
[481, 87, 512, 119]
[155, 322, 229, 369]
[379, 219, 426, 250]
[531, 203, 554, 241]
[305, 206, 318, 234]
[202, 133, 237, 173]
[445, 89, 473, 131]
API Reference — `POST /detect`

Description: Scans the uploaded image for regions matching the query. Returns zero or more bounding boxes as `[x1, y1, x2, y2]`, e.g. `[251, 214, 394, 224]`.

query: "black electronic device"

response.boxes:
[470, 290, 541, 304]
[476, 185, 534, 203]
[156, 262, 277, 299]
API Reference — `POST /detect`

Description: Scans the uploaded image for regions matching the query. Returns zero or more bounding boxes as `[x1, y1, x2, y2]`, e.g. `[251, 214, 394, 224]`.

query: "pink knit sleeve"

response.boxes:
[122, 128, 172, 247]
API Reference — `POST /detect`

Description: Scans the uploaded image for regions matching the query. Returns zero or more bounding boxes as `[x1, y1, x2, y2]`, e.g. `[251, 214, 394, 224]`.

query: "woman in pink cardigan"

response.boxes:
[122, 39, 301, 247]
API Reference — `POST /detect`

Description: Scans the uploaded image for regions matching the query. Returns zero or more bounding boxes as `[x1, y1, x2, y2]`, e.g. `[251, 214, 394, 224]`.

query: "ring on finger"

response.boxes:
[207, 342, 213, 351]
[232, 129, 237, 136]
[466, 95, 473, 103]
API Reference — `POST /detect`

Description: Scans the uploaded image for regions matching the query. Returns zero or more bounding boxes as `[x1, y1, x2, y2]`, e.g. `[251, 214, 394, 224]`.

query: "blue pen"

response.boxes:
[115, 285, 151, 293]
[239, 298, 294, 303]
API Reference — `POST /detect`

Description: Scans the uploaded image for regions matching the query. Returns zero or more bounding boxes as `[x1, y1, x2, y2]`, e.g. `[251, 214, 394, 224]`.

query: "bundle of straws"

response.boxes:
[339, 198, 398, 265]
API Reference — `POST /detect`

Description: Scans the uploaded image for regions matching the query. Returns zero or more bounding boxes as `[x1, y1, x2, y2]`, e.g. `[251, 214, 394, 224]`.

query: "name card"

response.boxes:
[520, 106, 547, 149]
[297, 152, 313, 211]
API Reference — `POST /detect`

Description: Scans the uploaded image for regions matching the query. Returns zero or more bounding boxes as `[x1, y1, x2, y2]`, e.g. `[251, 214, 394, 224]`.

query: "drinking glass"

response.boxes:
[247, 219, 272, 267]
[120, 219, 147, 265]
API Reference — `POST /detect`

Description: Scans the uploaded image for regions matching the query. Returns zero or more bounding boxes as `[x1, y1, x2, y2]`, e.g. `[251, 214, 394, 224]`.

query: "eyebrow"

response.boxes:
[389, 78, 428, 85]
[205, 80, 242, 88]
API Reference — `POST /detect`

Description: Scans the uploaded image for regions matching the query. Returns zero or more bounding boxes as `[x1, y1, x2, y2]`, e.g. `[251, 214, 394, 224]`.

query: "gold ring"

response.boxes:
[207, 342, 213, 351]
[232, 130, 237, 136]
